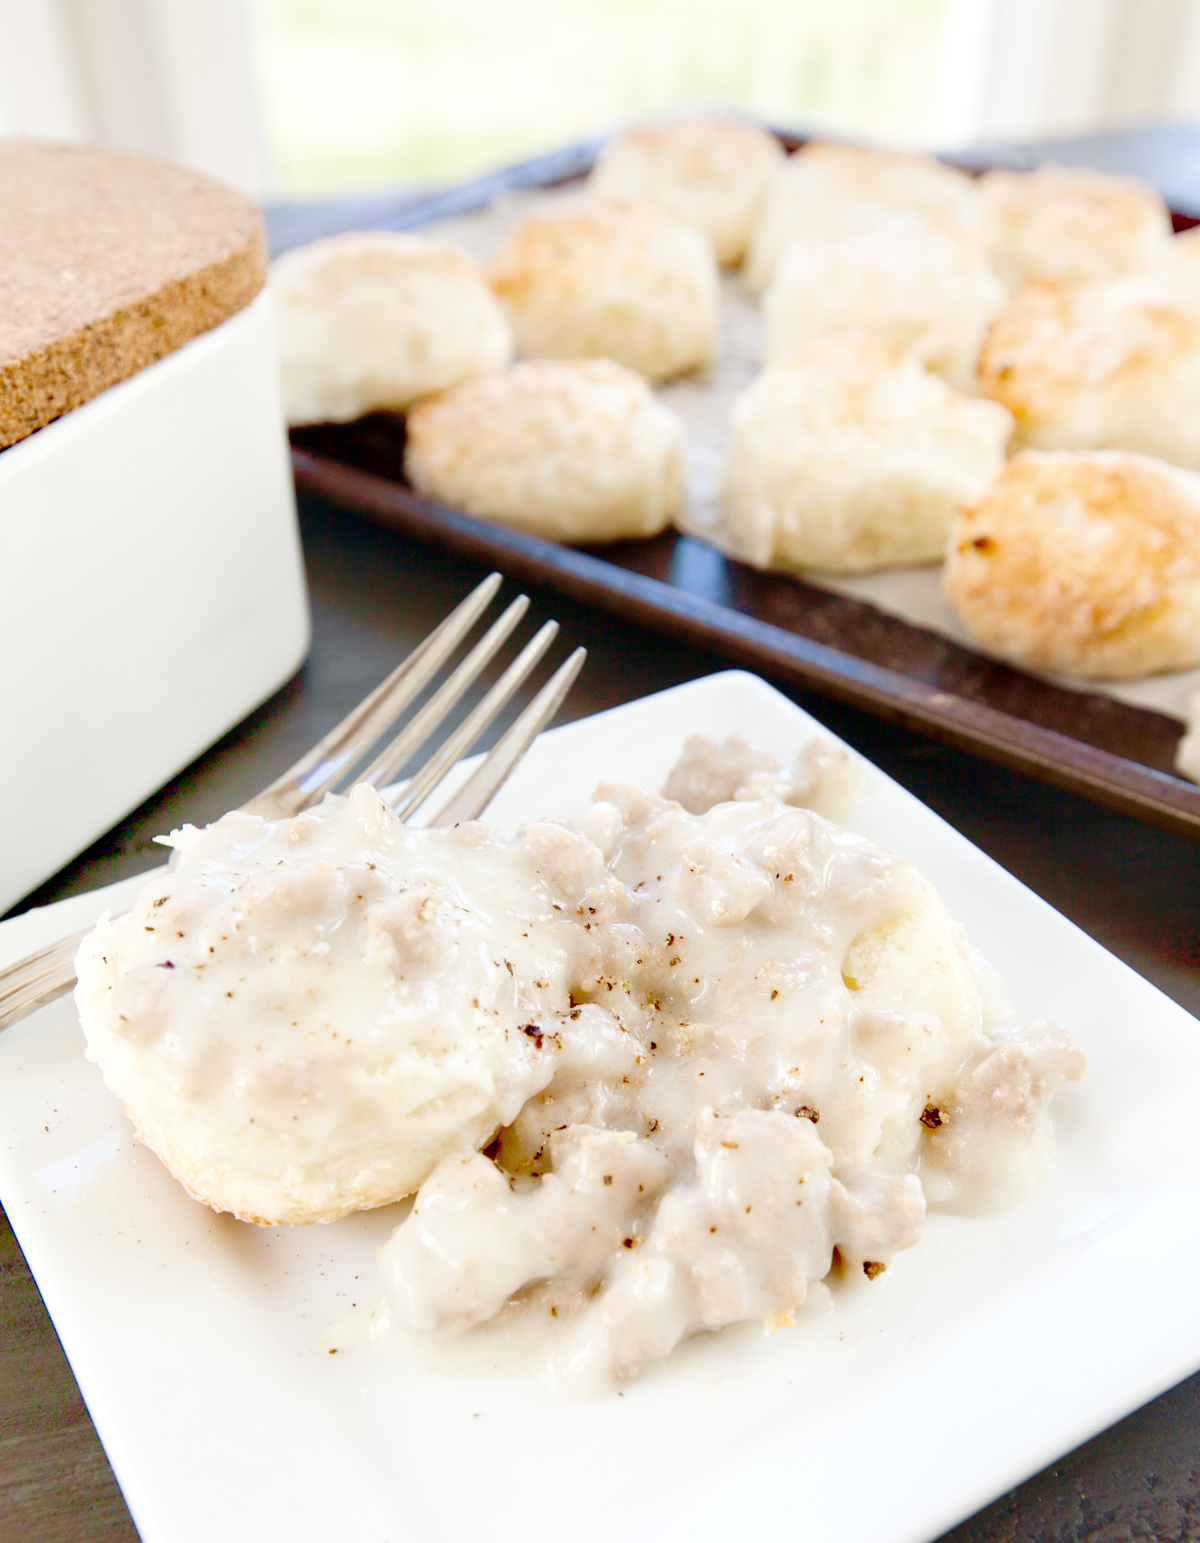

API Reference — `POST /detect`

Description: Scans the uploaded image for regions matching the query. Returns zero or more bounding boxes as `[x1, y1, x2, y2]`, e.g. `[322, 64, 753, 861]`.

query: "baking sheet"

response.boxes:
[423, 188, 1200, 727]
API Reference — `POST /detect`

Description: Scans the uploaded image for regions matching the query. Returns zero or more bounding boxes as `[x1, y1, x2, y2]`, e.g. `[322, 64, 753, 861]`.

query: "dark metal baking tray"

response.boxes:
[288, 136, 1200, 840]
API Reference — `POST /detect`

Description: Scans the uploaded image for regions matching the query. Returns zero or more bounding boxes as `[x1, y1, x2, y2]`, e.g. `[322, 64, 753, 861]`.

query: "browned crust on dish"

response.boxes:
[0, 140, 267, 449]
[944, 450, 1200, 679]
[975, 281, 1200, 431]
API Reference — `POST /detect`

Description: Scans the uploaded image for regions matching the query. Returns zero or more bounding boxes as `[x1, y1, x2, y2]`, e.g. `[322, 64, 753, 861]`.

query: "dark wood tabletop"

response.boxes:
[6, 124, 1200, 1543]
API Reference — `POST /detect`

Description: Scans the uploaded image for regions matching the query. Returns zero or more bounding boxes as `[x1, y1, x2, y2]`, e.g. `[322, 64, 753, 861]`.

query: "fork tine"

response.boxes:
[242, 571, 503, 819]
[0, 584, 586, 1036]
[430, 647, 587, 828]
[391, 620, 560, 823]
[353, 595, 530, 792]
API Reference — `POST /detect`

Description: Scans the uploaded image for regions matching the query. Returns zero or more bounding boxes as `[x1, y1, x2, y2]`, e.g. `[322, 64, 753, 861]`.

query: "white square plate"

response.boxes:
[3, 672, 1200, 1543]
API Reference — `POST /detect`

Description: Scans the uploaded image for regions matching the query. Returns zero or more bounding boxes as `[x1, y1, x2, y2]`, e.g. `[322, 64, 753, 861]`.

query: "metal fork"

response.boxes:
[0, 574, 585, 1032]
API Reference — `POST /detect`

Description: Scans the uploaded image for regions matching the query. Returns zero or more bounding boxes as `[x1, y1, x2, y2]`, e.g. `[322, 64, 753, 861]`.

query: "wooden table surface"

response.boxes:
[6, 125, 1200, 1542]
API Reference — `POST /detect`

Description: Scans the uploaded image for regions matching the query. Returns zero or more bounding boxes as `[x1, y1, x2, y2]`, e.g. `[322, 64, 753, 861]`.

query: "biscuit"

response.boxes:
[721, 334, 1012, 574]
[487, 195, 720, 381]
[761, 207, 1005, 392]
[589, 118, 785, 265]
[271, 231, 512, 426]
[944, 449, 1200, 679]
[73, 785, 571, 1226]
[980, 163, 1172, 291]
[745, 139, 980, 292]
[977, 277, 1200, 469]
[405, 358, 685, 542]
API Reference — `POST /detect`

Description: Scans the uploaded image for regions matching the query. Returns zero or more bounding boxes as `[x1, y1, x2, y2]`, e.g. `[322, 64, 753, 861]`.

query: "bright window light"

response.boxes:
[249, 0, 947, 198]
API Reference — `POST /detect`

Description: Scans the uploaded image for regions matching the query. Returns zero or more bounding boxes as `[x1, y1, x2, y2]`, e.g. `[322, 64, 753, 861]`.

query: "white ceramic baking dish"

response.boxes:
[0, 290, 310, 913]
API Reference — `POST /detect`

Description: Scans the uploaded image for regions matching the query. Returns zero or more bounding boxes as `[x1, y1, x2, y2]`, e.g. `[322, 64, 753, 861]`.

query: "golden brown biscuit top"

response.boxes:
[980, 163, 1168, 246]
[597, 119, 781, 176]
[957, 451, 1200, 577]
[977, 280, 1200, 422]
[487, 195, 686, 308]
[787, 138, 976, 202]
[945, 450, 1200, 677]
[0, 140, 267, 449]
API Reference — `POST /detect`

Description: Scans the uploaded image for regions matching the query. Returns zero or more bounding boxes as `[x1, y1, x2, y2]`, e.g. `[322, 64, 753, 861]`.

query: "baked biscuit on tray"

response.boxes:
[979, 163, 1173, 291]
[944, 449, 1200, 680]
[405, 359, 685, 543]
[487, 195, 719, 382]
[589, 118, 784, 266]
[745, 139, 980, 293]
[762, 206, 1004, 392]
[272, 231, 511, 426]
[722, 334, 1012, 574]
[977, 276, 1200, 470]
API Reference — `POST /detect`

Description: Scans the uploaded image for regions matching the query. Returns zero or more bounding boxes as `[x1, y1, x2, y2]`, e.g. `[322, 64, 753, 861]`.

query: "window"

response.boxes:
[249, 0, 947, 197]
